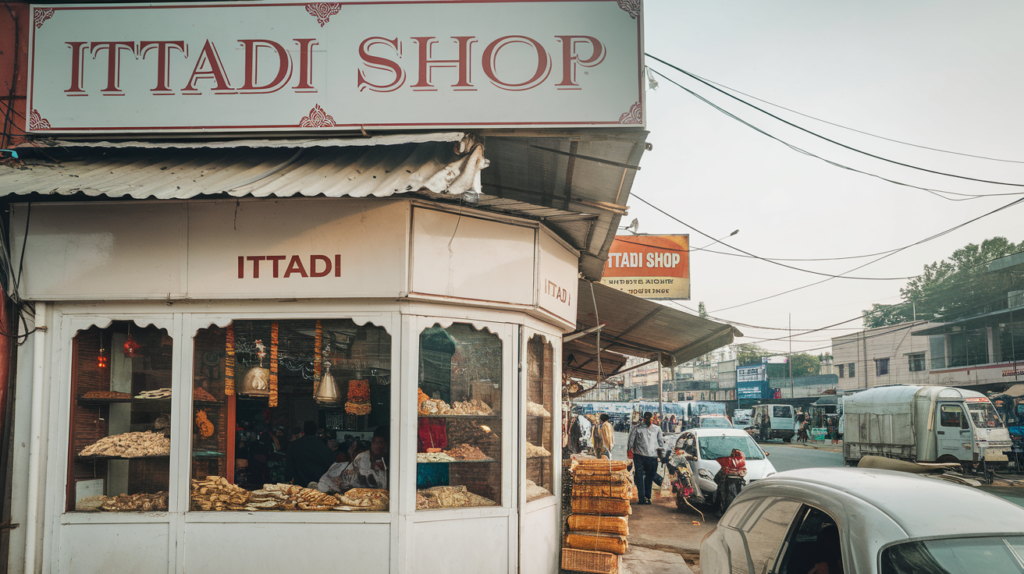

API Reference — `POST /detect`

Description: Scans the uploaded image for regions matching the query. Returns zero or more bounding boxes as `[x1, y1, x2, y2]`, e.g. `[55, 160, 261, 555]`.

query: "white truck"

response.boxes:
[843, 385, 1013, 468]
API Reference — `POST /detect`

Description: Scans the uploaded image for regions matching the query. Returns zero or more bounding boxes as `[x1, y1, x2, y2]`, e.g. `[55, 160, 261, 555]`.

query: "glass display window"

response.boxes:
[416, 323, 502, 510]
[525, 334, 554, 502]
[190, 319, 391, 512]
[67, 321, 173, 512]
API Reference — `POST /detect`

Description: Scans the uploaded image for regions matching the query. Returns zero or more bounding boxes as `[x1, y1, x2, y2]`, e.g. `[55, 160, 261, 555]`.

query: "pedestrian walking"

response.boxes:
[594, 414, 614, 459]
[627, 411, 664, 505]
[798, 420, 810, 444]
[827, 416, 838, 445]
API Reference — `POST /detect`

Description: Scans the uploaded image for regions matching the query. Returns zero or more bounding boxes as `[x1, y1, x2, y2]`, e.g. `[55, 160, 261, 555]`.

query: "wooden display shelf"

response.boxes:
[75, 454, 170, 461]
[77, 397, 223, 407]
[418, 414, 500, 419]
[416, 458, 496, 464]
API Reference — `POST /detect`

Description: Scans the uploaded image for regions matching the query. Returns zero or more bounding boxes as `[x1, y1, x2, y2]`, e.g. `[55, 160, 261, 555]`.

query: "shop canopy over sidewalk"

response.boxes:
[566, 280, 742, 381]
[0, 129, 646, 282]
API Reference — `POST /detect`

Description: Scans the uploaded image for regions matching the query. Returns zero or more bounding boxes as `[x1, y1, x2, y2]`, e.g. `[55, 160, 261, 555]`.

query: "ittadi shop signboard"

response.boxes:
[26, 0, 644, 133]
[600, 234, 689, 299]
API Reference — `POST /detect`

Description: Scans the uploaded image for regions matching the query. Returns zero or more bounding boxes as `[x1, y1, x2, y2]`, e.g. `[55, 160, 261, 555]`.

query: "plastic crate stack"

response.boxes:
[560, 459, 632, 574]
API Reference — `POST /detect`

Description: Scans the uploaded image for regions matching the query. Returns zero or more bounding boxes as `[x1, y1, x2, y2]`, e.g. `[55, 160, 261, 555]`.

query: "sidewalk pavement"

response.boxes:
[623, 485, 712, 573]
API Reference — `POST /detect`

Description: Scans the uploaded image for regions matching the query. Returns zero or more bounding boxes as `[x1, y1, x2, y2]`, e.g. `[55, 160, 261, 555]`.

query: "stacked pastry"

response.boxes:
[79, 431, 171, 458]
[344, 379, 371, 415]
[561, 459, 631, 572]
[190, 476, 251, 511]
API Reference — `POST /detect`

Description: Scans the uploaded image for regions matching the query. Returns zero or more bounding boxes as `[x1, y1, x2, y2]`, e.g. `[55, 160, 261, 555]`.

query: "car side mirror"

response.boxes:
[764, 451, 770, 457]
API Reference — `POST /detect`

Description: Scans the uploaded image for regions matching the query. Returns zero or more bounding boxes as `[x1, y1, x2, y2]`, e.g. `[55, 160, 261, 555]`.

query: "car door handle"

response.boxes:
[937, 431, 945, 435]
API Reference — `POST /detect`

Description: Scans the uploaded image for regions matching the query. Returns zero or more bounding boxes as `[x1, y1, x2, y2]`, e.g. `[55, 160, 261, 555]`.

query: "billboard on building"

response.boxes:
[26, 1, 644, 133]
[600, 235, 690, 299]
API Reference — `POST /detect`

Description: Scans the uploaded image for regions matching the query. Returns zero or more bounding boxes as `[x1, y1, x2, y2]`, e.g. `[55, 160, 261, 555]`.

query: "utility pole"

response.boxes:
[657, 352, 664, 419]
[789, 313, 793, 398]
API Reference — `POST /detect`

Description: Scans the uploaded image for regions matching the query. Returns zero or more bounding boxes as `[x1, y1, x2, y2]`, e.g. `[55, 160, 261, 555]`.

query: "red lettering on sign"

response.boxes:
[182, 40, 234, 94]
[411, 36, 476, 91]
[266, 255, 286, 278]
[238, 256, 244, 279]
[482, 36, 550, 91]
[239, 40, 292, 94]
[247, 255, 266, 278]
[140, 40, 187, 95]
[91, 41, 137, 95]
[65, 42, 90, 96]
[284, 255, 308, 278]
[358, 37, 406, 93]
[310, 255, 331, 277]
[293, 38, 319, 92]
[554, 35, 605, 89]
[335, 254, 341, 277]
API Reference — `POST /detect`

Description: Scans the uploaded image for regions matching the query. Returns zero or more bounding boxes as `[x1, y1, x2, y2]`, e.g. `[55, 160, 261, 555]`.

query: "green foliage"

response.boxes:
[789, 353, 820, 378]
[863, 237, 1024, 328]
[735, 343, 768, 366]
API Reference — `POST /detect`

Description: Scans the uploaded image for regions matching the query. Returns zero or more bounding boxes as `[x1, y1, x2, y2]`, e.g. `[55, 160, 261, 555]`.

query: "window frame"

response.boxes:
[907, 353, 926, 373]
[837, 364, 844, 378]
[521, 327, 561, 512]
[848, 363, 855, 378]
[409, 315, 515, 517]
[774, 503, 846, 574]
[875, 358, 890, 377]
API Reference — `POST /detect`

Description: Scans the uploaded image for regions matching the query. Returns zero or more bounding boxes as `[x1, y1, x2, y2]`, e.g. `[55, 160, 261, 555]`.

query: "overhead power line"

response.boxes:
[629, 193, 914, 281]
[615, 236, 903, 262]
[683, 69, 1024, 165]
[645, 66, 1023, 202]
[646, 53, 1024, 192]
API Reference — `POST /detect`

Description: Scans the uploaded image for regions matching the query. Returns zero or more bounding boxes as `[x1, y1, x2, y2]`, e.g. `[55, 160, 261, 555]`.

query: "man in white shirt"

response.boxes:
[627, 412, 664, 505]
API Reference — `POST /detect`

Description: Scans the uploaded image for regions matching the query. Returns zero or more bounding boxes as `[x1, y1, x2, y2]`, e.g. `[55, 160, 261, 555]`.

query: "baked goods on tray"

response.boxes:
[336, 488, 388, 511]
[81, 390, 132, 400]
[80, 431, 171, 458]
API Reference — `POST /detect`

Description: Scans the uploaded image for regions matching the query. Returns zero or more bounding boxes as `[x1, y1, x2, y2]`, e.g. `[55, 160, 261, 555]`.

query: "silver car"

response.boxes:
[700, 467, 1024, 574]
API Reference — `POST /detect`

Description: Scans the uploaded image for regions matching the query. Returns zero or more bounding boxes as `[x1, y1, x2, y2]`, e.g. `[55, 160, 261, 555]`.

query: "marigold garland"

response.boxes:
[313, 320, 323, 397]
[224, 324, 235, 396]
[269, 322, 279, 408]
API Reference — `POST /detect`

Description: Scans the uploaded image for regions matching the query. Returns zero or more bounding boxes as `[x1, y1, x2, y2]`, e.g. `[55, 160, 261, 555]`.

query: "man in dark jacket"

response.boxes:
[284, 420, 335, 487]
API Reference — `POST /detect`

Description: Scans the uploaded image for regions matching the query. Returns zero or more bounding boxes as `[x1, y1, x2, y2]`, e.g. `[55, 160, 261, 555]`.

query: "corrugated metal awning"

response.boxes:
[0, 133, 485, 199]
[1, 128, 648, 280]
[570, 279, 743, 380]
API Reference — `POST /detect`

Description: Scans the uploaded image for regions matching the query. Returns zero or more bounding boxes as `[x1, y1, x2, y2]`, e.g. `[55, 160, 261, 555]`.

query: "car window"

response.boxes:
[773, 406, 792, 418]
[882, 536, 1024, 574]
[698, 435, 765, 460]
[778, 507, 843, 574]
[738, 499, 803, 574]
[940, 405, 966, 428]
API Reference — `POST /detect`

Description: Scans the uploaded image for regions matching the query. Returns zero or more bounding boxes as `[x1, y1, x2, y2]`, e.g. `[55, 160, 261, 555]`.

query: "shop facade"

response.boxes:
[9, 197, 576, 573]
[0, 1, 650, 572]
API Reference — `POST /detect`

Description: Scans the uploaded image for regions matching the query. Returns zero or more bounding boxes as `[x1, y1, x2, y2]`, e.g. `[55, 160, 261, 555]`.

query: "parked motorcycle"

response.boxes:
[668, 438, 706, 511]
[713, 449, 747, 516]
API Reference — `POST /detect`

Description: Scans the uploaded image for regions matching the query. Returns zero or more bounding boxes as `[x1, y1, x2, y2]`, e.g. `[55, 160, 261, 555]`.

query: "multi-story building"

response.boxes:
[832, 251, 1024, 391]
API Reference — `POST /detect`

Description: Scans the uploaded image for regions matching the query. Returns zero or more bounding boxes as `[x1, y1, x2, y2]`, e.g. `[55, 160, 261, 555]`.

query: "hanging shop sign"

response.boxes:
[26, 0, 645, 133]
[599, 234, 689, 300]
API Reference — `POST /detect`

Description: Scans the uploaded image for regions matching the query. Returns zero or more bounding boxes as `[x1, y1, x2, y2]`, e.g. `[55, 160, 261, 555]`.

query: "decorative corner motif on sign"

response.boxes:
[305, 3, 342, 27]
[299, 104, 336, 128]
[34, 8, 55, 29]
[619, 102, 642, 124]
[617, 0, 640, 19]
[29, 109, 51, 130]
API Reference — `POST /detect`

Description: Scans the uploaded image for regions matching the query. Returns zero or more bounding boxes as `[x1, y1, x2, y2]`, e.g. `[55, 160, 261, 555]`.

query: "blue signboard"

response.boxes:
[737, 380, 767, 400]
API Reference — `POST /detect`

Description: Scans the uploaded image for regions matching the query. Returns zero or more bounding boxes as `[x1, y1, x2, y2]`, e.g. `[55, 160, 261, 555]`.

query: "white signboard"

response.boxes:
[737, 365, 766, 383]
[27, 0, 645, 133]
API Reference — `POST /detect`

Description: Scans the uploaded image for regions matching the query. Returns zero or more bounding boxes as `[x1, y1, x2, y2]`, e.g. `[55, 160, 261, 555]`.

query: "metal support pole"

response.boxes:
[657, 353, 664, 419]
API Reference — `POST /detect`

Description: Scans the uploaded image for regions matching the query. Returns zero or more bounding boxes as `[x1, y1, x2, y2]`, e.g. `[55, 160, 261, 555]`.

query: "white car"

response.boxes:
[732, 409, 752, 428]
[701, 467, 1024, 574]
[697, 415, 734, 429]
[673, 428, 777, 506]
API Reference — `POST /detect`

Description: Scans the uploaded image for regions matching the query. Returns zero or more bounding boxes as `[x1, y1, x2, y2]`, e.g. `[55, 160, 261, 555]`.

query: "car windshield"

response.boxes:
[698, 435, 764, 460]
[967, 402, 1005, 429]
[701, 418, 732, 428]
[882, 536, 1024, 574]
[696, 403, 726, 416]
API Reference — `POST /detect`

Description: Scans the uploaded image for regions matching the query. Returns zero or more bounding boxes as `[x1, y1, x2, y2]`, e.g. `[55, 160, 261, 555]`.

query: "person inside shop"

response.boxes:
[594, 414, 614, 459]
[627, 411, 664, 505]
[318, 427, 389, 494]
[284, 421, 336, 488]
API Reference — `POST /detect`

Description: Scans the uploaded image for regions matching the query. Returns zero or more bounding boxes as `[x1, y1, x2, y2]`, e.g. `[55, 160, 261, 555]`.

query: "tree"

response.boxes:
[735, 343, 768, 366]
[863, 237, 1024, 328]
[789, 353, 820, 378]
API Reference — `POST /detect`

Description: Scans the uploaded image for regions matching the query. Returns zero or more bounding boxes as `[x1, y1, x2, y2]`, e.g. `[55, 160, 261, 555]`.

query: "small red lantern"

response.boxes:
[123, 335, 142, 358]
[97, 345, 108, 369]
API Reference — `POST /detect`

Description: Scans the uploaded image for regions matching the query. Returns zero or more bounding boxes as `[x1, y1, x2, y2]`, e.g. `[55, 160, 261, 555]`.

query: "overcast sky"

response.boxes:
[632, 0, 1024, 356]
